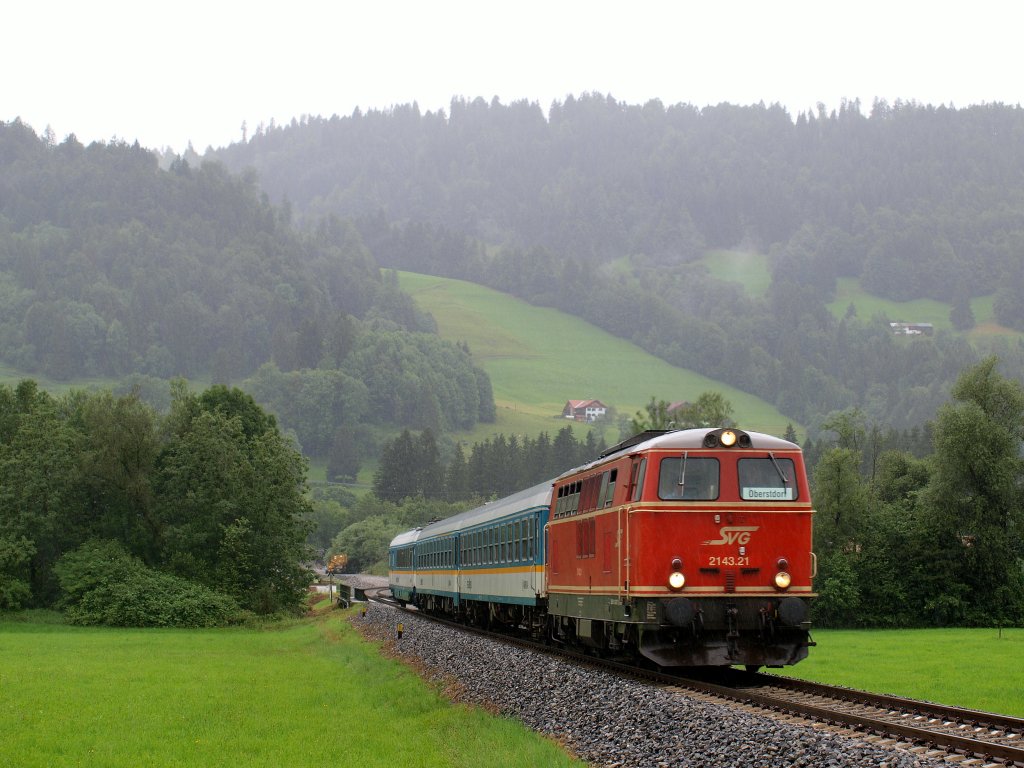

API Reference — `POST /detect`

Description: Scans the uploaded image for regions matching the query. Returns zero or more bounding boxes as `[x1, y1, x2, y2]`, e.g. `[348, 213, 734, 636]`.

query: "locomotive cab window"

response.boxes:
[658, 456, 719, 500]
[737, 456, 798, 501]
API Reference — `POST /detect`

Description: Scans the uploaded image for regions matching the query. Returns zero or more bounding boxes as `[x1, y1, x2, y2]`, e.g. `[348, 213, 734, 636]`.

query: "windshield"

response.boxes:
[658, 456, 719, 500]
[737, 457, 798, 501]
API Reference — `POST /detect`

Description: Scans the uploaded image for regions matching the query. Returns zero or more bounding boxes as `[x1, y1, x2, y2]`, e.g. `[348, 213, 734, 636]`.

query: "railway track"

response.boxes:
[365, 592, 1024, 766]
[669, 671, 1024, 767]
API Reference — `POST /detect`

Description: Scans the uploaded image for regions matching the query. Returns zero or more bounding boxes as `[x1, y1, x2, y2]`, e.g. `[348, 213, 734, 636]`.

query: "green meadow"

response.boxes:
[0, 611, 583, 768]
[699, 249, 773, 297]
[778, 627, 1024, 717]
[397, 272, 800, 442]
[4, 612, 1023, 768]
[694, 251, 1020, 344]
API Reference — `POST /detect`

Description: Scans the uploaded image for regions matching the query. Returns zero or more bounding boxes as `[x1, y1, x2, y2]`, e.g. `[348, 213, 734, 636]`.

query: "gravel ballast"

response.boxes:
[352, 602, 948, 768]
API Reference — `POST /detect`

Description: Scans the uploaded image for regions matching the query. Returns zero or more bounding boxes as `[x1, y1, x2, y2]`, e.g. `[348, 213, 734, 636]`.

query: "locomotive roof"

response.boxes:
[388, 479, 553, 548]
[555, 427, 799, 480]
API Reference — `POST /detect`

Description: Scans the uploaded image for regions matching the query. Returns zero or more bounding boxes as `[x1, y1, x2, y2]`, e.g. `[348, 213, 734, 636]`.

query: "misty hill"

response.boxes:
[211, 95, 1024, 430]
[0, 119, 495, 457]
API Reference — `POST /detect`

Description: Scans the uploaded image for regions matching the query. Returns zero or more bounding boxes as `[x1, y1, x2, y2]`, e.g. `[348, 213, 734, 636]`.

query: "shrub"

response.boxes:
[55, 540, 240, 627]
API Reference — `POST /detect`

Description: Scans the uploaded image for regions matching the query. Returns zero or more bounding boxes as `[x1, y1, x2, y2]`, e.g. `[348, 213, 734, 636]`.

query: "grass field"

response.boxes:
[825, 278, 1021, 342]
[699, 249, 772, 297]
[0, 610, 583, 768]
[778, 627, 1024, 717]
[4, 612, 1022, 768]
[397, 272, 801, 442]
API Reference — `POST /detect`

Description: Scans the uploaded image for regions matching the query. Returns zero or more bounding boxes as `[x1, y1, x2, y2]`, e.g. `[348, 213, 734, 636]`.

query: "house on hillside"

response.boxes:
[889, 322, 934, 336]
[667, 401, 690, 418]
[562, 399, 608, 422]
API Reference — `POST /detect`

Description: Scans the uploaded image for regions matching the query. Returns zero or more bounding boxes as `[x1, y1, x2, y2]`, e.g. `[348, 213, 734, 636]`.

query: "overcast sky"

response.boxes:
[4, 0, 1020, 153]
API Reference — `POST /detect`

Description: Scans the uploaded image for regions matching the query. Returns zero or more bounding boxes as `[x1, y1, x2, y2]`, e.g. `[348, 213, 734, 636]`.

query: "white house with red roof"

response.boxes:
[562, 399, 608, 422]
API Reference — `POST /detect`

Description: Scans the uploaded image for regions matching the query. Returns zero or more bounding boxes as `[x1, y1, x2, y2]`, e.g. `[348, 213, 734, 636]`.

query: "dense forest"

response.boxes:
[0, 381, 311, 622]
[0, 120, 495, 464]
[213, 96, 1024, 430]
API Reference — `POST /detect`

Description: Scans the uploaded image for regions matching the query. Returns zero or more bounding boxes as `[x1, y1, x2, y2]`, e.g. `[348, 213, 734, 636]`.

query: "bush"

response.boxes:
[55, 540, 240, 628]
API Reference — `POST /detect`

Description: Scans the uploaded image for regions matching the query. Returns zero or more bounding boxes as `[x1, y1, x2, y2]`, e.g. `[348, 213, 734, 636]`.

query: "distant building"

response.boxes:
[667, 401, 690, 416]
[562, 399, 608, 422]
[889, 322, 934, 336]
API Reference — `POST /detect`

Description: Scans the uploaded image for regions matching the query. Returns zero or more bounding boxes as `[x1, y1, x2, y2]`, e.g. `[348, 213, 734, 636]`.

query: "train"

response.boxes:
[388, 427, 816, 669]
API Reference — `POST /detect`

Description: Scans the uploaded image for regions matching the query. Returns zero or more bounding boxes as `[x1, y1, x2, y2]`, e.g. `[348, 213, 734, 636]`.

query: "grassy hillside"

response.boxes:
[827, 277, 1022, 341]
[687, 254, 1020, 343]
[699, 249, 772, 297]
[397, 272, 801, 443]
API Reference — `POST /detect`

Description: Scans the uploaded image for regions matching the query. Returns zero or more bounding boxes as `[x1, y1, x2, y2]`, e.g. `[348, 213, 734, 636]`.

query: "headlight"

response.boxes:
[720, 430, 737, 446]
[669, 571, 686, 590]
[774, 571, 792, 590]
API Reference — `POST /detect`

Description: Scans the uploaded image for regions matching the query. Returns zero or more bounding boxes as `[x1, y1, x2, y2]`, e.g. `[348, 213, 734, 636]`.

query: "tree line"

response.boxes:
[371, 425, 608, 503]
[0, 380, 312, 624]
[810, 358, 1023, 627]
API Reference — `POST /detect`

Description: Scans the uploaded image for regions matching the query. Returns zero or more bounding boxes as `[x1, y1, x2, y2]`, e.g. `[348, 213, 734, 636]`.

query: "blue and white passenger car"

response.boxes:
[387, 527, 420, 604]
[388, 481, 552, 631]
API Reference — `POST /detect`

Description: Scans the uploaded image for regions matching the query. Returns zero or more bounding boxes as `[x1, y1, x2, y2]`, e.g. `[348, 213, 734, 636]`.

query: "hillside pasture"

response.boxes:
[699, 249, 772, 297]
[826, 278, 1022, 342]
[397, 271, 801, 443]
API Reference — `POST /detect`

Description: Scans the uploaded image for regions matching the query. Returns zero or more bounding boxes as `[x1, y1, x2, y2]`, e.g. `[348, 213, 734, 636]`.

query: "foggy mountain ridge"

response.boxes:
[210, 95, 1024, 431]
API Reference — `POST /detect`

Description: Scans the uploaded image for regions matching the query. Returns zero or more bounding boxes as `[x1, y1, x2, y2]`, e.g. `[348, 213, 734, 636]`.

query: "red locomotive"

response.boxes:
[389, 426, 815, 669]
[546, 427, 815, 668]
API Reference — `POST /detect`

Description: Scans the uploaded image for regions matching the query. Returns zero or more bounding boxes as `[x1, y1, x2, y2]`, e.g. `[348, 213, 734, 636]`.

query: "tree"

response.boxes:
[156, 387, 312, 614]
[671, 392, 735, 429]
[0, 384, 83, 604]
[330, 516, 401, 573]
[630, 397, 672, 432]
[921, 357, 1024, 624]
[812, 447, 871, 553]
[372, 430, 418, 501]
[949, 289, 975, 331]
[327, 425, 361, 482]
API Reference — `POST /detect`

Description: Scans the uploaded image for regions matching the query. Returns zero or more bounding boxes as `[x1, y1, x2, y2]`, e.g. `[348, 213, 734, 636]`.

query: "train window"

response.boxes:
[738, 457, 798, 501]
[581, 475, 598, 512]
[513, 521, 520, 561]
[598, 469, 618, 507]
[630, 458, 647, 501]
[597, 472, 610, 508]
[658, 456, 720, 500]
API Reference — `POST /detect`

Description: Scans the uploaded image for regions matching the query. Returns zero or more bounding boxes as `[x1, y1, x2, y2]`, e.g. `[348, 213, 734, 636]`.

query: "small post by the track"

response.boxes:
[396, 622, 404, 640]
